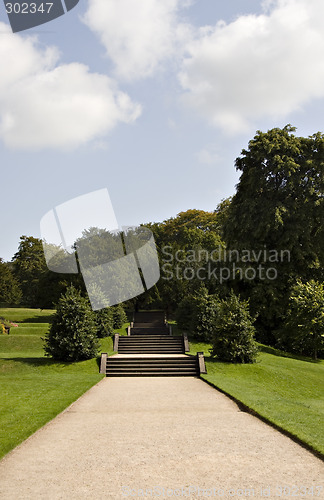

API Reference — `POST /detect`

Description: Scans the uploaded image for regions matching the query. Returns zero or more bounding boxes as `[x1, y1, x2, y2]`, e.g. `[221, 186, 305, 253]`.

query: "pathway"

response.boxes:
[0, 377, 323, 499]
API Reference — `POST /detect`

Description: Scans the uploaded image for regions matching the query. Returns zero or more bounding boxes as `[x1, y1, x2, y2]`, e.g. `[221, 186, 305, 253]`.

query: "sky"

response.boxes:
[1, 0, 324, 261]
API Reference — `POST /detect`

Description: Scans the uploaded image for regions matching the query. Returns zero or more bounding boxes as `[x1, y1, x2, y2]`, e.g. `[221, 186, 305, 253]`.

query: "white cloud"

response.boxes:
[83, 0, 193, 80]
[0, 23, 141, 150]
[197, 147, 220, 165]
[178, 0, 324, 133]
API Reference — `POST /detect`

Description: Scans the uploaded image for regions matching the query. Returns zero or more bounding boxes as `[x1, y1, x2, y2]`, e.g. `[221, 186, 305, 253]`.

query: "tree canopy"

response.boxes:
[224, 125, 324, 276]
[0, 258, 21, 305]
[222, 125, 324, 339]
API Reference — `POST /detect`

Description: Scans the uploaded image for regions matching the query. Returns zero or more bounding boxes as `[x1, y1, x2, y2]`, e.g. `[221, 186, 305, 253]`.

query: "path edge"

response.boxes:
[0, 376, 106, 464]
[199, 375, 324, 463]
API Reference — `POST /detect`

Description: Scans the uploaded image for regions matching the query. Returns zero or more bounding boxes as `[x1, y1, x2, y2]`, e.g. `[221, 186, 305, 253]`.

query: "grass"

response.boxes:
[2, 306, 323, 460]
[0, 308, 118, 460]
[0, 308, 56, 324]
[189, 339, 324, 457]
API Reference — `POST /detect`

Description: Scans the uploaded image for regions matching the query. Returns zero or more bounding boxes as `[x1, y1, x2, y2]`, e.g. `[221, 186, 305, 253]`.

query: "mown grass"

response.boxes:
[189, 339, 324, 457]
[0, 308, 118, 460]
[0, 308, 55, 324]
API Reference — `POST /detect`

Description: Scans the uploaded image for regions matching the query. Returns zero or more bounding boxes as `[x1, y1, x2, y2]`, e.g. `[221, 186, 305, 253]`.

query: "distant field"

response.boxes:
[0, 307, 118, 460]
[189, 340, 324, 457]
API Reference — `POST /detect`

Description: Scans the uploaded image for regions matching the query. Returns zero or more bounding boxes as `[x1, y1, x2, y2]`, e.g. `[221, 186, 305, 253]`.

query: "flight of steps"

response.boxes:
[130, 311, 169, 336]
[106, 356, 198, 377]
[102, 311, 205, 377]
[118, 335, 184, 354]
[130, 326, 169, 335]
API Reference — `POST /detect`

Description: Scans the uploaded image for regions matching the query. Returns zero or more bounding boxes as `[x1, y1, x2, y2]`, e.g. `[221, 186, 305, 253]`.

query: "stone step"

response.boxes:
[118, 346, 183, 354]
[133, 312, 165, 324]
[121, 336, 177, 340]
[119, 337, 182, 342]
[106, 356, 198, 376]
[131, 331, 169, 336]
[119, 342, 183, 346]
[108, 361, 196, 368]
[118, 346, 183, 349]
[118, 334, 184, 354]
[118, 350, 184, 354]
[133, 322, 166, 328]
[106, 372, 196, 377]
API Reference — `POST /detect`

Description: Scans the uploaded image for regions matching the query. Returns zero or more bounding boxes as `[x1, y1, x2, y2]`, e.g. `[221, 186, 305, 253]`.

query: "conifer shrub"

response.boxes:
[210, 292, 258, 363]
[43, 286, 99, 361]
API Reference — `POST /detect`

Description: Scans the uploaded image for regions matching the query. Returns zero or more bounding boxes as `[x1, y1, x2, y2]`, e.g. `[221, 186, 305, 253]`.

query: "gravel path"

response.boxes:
[0, 377, 323, 499]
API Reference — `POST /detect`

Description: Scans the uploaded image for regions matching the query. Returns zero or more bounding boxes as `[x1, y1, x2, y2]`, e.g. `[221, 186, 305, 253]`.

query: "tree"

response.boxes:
[95, 308, 114, 338]
[12, 236, 48, 307]
[223, 125, 324, 339]
[43, 286, 99, 361]
[225, 126, 324, 266]
[278, 280, 324, 360]
[0, 259, 22, 304]
[111, 304, 127, 329]
[210, 292, 258, 363]
[176, 286, 219, 342]
[12, 235, 82, 308]
[144, 210, 225, 313]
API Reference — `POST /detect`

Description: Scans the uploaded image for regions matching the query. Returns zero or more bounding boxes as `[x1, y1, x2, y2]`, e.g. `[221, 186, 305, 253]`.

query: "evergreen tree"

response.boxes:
[210, 292, 258, 363]
[44, 286, 99, 361]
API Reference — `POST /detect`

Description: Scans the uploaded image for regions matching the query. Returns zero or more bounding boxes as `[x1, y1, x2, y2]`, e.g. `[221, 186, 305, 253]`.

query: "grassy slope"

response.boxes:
[189, 340, 324, 456]
[0, 308, 118, 460]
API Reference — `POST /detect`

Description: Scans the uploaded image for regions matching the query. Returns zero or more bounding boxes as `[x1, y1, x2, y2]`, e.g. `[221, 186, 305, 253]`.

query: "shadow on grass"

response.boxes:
[2, 357, 85, 368]
[20, 315, 54, 324]
[258, 344, 322, 363]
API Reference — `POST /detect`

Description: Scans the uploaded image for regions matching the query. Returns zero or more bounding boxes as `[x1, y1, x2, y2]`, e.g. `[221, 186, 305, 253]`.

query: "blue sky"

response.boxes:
[1, 0, 324, 261]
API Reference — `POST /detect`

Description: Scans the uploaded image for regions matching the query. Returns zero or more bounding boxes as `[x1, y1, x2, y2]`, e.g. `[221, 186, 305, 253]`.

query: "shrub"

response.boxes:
[210, 292, 258, 363]
[43, 285, 99, 361]
[111, 304, 127, 329]
[277, 280, 324, 360]
[176, 288, 219, 342]
[95, 308, 114, 338]
[175, 294, 200, 332]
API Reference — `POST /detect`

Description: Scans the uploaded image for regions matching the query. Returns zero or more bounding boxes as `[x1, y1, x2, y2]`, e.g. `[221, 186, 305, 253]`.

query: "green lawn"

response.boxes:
[189, 340, 324, 457]
[0, 308, 118, 460]
[0, 308, 56, 324]
[2, 308, 323, 460]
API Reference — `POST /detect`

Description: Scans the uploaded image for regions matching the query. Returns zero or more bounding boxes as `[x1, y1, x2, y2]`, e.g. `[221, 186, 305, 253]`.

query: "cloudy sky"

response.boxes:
[1, 0, 324, 261]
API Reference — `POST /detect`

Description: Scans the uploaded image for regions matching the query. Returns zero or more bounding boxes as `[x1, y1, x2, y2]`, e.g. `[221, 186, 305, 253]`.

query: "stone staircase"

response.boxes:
[100, 311, 206, 377]
[118, 335, 184, 354]
[129, 311, 170, 336]
[105, 356, 198, 377]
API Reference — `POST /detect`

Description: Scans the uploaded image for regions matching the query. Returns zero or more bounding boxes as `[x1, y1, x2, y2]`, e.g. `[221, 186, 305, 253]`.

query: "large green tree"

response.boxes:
[0, 259, 22, 305]
[143, 210, 226, 313]
[12, 236, 47, 307]
[225, 125, 324, 270]
[12, 235, 80, 308]
[223, 125, 324, 339]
